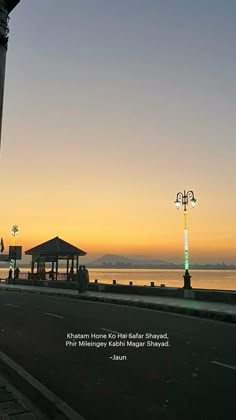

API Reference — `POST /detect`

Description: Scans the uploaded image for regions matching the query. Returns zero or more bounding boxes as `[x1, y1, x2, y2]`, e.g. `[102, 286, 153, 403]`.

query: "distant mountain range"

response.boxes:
[2, 254, 236, 270]
[87, 254, 170, 268]
[86, 254, 236, 269]
[87, 254, 236, 270]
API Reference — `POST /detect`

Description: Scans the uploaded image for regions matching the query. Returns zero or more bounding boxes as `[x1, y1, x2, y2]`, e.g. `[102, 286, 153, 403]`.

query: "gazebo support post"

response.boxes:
[52, 261, 55, 280]
[66, 257, 69, 281]
[76, 255, 78, 272]
[37, 261, 39, 279]
[56, 258, 58, 281]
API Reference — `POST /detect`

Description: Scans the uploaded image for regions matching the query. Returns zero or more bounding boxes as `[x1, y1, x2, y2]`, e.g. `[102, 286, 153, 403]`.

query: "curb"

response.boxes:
[0, 350, 85, 420]
[0, 359, 65, 420]
[0, 286, 235, 324]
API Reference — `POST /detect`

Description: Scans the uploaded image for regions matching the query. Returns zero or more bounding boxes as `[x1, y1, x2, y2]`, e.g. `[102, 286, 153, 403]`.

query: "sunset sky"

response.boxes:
[0, 0, 236, 264]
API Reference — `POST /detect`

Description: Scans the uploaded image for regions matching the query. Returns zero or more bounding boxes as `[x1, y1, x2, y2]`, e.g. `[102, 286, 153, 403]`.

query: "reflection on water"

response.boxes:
[0, 268, 236, 291]
[88, 269, 236, 290]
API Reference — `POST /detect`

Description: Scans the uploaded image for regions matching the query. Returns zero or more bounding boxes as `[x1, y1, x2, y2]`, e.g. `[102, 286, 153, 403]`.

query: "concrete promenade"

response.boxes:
[0, 282, 235, 323]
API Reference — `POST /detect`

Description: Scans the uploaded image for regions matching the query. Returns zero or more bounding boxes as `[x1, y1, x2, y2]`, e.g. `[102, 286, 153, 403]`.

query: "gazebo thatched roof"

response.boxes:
[25, 236, 87, 257]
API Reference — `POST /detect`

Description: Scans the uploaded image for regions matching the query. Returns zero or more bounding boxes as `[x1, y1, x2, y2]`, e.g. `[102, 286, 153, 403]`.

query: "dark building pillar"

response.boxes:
[0, 1, 20, 147]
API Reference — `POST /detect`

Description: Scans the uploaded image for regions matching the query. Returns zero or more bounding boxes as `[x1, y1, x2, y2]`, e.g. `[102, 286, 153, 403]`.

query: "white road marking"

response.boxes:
[211, 361, 236, 371]
[0, 349, 85, 420]
[4, 292, 234, 327]
[4, 304, 21, 307]
[44, 312, 64, 319]
[101, 328, 121, 334]
[40, 296, 236, 326]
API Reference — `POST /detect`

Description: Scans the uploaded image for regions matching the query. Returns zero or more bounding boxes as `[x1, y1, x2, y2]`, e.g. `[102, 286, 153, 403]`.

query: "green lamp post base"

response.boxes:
[183, 269, 192, 289]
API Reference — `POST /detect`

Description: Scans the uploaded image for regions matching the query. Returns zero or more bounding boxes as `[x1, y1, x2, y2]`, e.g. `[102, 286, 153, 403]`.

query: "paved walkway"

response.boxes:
[0, 371, 45, 420]
[0, 283, 235, 323]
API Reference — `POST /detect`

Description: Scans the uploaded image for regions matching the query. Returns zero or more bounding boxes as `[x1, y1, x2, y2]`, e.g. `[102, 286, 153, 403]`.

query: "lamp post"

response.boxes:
[10, 224, 18, 274]
[175, 190, 196, 289]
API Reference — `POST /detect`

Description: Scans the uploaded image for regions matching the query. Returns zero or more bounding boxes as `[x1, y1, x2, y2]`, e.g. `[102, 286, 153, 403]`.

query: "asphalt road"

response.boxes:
[0, 291, 235, 420]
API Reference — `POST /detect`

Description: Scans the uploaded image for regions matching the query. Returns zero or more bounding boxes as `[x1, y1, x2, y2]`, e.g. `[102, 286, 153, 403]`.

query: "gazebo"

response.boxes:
[25, 236, 87, 281]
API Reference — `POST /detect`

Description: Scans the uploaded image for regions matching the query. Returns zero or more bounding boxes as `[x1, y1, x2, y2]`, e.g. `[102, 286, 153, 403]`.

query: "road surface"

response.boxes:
[0, 291, 235, 420]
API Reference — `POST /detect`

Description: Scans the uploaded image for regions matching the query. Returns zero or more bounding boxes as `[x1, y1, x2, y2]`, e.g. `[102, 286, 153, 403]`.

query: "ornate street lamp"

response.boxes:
[11, 225, 18, 238]
[175, 190, 196, 289]
[9, 224, 18, 271]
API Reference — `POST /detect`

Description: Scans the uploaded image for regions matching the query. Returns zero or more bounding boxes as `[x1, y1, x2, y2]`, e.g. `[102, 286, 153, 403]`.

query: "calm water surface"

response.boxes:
[89, 269, 236, 290]
[1, 268, 236, 291]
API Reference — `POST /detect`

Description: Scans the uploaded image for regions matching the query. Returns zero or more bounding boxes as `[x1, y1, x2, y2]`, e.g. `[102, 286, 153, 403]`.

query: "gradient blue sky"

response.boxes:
[0, 0, 236, 264]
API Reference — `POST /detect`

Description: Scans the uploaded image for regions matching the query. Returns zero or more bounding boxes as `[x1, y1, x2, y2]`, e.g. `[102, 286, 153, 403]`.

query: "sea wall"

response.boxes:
[5, 278, 236, 304]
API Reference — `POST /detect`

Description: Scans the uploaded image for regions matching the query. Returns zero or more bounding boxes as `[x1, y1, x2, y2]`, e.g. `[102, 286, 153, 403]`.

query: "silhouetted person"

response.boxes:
[41, 267, 46, 280]
[77, 265, 83, 293]
[15, 267, 20, 280]
[82, 265, 89, 292]
[8, 268, 12, 280]
[69, 267, 74, 281]
[49, 270, 55, 281]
